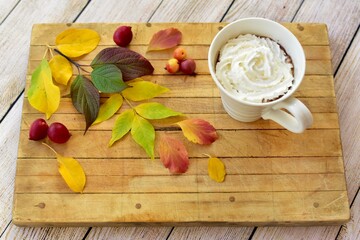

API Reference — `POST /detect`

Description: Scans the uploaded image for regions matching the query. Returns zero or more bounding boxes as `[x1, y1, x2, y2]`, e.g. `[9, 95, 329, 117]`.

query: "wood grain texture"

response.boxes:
[223, 0, 303, 22]
[167, 227, 254, 240]
[2, 225, 88, 240]
[0, 0, 88, 119]
[150, 0, 233, 22]
[0, 0, 18, 23]
[85, 227, 172, 240]
[338, 190, 360, 240]
[0, 96, 22, 233]
[253, 1, 360, 239]
[12, 23, 349, 227]
[77, 0, 162, 22]
[294, 0, 360, 72]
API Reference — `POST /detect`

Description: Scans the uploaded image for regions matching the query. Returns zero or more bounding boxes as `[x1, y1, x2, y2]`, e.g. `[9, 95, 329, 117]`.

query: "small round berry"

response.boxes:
[173, 47, 187, 61]
[113, 26, 133, 47]
[180, 59, 196, 74]
[29, 118, 49, 141]
[165, 58, 180, 73]
[47, 122, 71, 144]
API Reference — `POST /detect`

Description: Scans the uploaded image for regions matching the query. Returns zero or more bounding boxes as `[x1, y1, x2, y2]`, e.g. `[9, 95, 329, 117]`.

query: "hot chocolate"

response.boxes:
[215, 34, 294, 103]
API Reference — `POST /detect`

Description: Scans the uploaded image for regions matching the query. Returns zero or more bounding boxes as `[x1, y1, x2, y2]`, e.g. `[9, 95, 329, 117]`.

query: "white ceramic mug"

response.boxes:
[208, 18, 313, 133]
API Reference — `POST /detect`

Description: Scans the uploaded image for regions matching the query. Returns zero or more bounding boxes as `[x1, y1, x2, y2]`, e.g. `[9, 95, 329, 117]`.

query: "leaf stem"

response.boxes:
[202, 153, 212, 158]
[42, 47, 49, 59]
[122, 95, 135, 109]
[42, 142, 58, 155]
[53, 48, 91, 74]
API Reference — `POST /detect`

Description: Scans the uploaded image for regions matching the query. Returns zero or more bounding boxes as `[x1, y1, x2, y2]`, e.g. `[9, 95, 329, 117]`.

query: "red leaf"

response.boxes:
[147, 28, 182, 51]
[158, 135, 189, 174]
[177, 119, 218, 145]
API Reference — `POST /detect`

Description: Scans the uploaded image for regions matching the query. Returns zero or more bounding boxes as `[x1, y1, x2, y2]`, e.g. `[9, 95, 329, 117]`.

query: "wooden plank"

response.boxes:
[223, 0, 302, 22]
[77, 0, 162, 22]
[15, 173, 347, 193]
[85, 227, 172, 240]
[12, 191, 349, 226]
[20, 112, 339, 130]
[29, 23, 330, 46]
[0, 0, 18, 23]
[2, 225, 88, 240]
[150, 0, 234, 22]
[167, 227, 254, 240]
[29, 45, 332, 61]
[294, 0, 360, 71]
[21, 97, 338, 114]
[16, 157, 345, 176]
[23, 75, 337, 99]
[17, 129, 342, 158]
[0, 0, 88, 120]
[0, 96, 23, 233]
[27, 59, 333, 76]
[337, 190, 360, 240]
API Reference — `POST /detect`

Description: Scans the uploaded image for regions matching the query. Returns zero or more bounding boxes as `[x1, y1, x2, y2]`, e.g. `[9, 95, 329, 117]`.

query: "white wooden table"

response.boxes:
[1, 0, 359, 239]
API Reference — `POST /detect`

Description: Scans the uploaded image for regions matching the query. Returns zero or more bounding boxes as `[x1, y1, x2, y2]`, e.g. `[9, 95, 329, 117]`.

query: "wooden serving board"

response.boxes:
[13, 23, 350, 226]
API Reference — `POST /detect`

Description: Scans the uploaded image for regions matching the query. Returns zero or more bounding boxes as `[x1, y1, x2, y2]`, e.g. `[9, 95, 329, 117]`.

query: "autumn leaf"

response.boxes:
[109, 109, 135, 146]
[176, 119, 218, 145]
[147, 28, 182, 51]
[91, 47, 154, 81]
[43, 143, 86, 193]
[71, 75, 100, 133]
[158, 135, 189, 174]
[49, 55, 73, 85]
[93, 93, 123, 125]
[135, 102, 182, 120]
[91, 64, 128, 93]
[55, 28, 100, 58]
[122, 80, 169, 101]
[131, 114, 155, 159]
[28, 59, 60, 119]
[207, 156, 226, 183]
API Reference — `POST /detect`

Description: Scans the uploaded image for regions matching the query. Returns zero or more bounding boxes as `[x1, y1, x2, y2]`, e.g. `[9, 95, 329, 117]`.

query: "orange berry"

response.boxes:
[173, 47, 187, 61]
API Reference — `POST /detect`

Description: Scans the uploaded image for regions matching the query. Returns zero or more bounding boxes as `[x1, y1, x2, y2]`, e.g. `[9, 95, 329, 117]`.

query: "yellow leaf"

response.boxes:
[57, 154, 86, 193]
[56, 28, 100, 58]
[208, 157, 226, 183]
[28, 59, 60, 119]
[49, 55, 73, 85]
[93, 94, 123, 125]
[109, 109, 135, 147]
[122, 80, 169, 101]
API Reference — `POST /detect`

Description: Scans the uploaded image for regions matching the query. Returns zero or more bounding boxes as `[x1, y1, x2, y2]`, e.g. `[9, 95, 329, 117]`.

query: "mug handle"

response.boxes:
[261, 98, 313, 133]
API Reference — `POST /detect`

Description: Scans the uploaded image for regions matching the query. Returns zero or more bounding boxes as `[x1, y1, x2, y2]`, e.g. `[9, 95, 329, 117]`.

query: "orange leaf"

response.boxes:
[158, 135, 189, 174]
[147, 28, 182, 52]
[176, 119, 218, 145]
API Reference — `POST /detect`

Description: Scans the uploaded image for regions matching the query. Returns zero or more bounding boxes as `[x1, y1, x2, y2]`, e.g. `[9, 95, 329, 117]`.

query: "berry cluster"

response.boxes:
[29, 118, 71, 144]
[165, 47, 196, 75]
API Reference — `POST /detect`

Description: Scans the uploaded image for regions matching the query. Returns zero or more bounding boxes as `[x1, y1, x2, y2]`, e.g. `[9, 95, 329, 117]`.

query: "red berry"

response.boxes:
[180, 59, 196, 74]
[29, 118, 49, 141]
[113, 26, 133, 47]
[47, 122, 71, 144]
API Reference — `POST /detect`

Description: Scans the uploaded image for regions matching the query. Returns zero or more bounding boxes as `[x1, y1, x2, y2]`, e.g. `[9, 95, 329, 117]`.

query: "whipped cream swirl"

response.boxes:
[215, 34, 294, 103]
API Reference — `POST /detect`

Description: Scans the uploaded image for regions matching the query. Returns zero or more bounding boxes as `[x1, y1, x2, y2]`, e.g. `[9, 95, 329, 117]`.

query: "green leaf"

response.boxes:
[122, 80, 169, 101]
[28, 59, 60, 119]
[109, 109, 135, 147]
[91, 64, 128, 93]
[131, 114, 155, 159]
[93, 93, 123, 125]
[71, 75, 100, 133]
[90, 47, 154, 81]
[135, 102, 182, 119]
